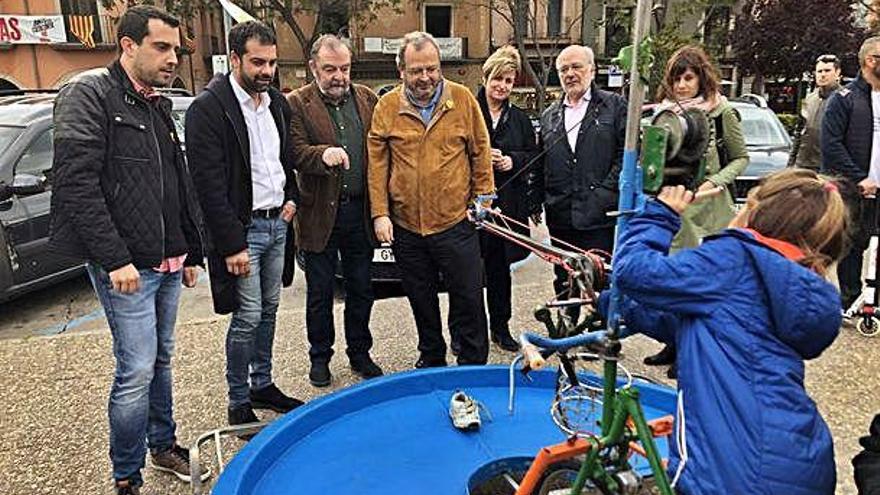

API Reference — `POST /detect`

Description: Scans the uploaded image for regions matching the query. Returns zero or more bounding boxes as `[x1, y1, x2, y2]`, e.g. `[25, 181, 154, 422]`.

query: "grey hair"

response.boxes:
[310, 34, 352, 61]
[859, 36, 880, 67]
[395, 31, 440, 70]
[556, 44, 595, 70]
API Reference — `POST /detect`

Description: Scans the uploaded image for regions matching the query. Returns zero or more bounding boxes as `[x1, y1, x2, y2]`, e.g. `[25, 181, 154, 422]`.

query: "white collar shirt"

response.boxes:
[870, 90, 880, 185]
[230, 75, 286, 210]
[563, 89, 592, 151]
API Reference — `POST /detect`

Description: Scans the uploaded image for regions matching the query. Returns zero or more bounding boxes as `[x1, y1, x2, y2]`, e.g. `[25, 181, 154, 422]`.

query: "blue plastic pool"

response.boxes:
[213, 365, 676, 494]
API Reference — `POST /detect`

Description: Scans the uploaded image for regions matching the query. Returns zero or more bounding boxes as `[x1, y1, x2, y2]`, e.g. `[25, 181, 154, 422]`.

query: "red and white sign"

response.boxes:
[0, 15, 67, 44]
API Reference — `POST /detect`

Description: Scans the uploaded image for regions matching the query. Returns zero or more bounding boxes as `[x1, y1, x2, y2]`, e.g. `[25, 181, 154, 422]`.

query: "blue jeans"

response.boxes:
[87, 263, 182, 486]
[226, 216, 286, 408]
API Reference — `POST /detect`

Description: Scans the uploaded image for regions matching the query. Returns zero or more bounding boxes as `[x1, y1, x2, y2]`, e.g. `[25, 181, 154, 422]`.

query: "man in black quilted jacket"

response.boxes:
[49, 6, 207, 494]
[822, 36, 880, 311]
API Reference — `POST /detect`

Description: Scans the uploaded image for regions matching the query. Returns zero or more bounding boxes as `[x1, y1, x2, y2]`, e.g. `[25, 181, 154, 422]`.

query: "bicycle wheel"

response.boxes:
[857, 316, 880, 337]
[531, 461, 613, 495]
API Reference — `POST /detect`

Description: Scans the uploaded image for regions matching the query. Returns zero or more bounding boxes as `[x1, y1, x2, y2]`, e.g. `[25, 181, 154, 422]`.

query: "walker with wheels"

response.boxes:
[845, 196, 880, 337]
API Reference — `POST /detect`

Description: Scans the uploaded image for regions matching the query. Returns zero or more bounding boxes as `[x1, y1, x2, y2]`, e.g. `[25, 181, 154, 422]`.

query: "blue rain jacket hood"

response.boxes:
[604, 200, 839, 495]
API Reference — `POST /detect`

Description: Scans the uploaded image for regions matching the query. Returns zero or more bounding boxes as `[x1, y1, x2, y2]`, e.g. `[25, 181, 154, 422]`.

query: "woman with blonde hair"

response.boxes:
[644, 45, 750, 374]
[472, 45, 538, 351]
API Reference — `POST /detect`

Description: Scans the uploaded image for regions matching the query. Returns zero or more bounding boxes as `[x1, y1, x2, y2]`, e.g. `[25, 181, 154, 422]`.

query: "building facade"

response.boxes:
[0, 0, 225, 92]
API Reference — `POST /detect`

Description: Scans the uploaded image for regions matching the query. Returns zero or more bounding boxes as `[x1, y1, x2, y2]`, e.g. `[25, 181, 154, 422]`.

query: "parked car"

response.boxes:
[729, 99, 792, 202]
[0, 90, 193, 303]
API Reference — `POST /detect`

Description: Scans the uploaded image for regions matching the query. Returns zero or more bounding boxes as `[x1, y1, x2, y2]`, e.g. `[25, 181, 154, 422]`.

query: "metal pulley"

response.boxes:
[640, 108, 711, 193]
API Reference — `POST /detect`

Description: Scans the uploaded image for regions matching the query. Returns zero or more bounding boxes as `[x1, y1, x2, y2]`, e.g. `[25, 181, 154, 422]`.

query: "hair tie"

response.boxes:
[823, 182, 838, 193]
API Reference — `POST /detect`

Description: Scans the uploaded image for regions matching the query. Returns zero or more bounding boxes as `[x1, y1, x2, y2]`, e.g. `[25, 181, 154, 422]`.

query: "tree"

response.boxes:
[861, 0, 880, 33]
[461, 0, 586, 114]
[647, 0, 736, 99]
[257, 0, 401, 77]
[106, 0, 401, 82]
[730, 0, 866, 94]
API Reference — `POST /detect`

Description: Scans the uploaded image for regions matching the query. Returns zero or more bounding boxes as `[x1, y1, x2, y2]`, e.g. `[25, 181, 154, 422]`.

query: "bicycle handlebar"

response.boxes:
[519, 331, 609, 370]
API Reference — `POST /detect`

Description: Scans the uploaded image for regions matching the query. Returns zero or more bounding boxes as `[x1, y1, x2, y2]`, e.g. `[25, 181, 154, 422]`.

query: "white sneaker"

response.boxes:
[450, 390, 482, 431]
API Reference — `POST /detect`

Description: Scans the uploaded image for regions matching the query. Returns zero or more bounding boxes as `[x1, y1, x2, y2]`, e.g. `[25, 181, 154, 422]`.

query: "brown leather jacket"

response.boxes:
[288, 82, 378, 252]
[367, 80, 494, 235]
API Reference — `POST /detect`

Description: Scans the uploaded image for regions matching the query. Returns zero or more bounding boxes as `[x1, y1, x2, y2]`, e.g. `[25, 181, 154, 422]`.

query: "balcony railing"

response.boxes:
[361, 37, 469, 60]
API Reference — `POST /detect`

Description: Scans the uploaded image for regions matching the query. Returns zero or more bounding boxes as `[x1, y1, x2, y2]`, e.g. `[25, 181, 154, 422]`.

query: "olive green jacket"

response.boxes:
[672, 101, 750, 250]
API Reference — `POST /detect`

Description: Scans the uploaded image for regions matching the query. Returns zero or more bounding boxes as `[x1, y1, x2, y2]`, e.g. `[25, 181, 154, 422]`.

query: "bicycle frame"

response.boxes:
[514, 331, 673, 495]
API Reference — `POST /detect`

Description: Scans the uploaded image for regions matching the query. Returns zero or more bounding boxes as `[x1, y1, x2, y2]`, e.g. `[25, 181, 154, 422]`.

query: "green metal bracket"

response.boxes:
[612, 37, 655, 86]
[640, 125, 668, 193]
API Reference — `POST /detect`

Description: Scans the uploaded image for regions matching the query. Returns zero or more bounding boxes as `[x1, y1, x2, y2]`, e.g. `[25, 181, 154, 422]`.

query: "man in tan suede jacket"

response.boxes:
[368, 31, 494, 367]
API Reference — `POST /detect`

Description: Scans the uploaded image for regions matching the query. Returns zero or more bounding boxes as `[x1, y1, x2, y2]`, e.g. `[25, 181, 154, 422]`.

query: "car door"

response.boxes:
[3, 124, 66, 284]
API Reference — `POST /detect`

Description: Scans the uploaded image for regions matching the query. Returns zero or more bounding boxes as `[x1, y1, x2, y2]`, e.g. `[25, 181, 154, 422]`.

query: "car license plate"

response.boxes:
[372, 247, 395, 263]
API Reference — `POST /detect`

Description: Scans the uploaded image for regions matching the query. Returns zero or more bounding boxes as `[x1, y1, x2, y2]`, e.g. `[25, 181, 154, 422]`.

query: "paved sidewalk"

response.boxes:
[0, 275, 876, 494]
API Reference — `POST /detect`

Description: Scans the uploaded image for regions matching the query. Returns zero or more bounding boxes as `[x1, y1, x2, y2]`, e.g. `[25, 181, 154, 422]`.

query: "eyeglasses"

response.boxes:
[816, 54, 839, 64]
[870, 54, 880, 62]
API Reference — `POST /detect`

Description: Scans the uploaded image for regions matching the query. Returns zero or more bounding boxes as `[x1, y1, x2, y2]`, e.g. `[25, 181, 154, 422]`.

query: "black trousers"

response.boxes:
[839, 197, 877, 309]
[548, 225, 615, 321]
[394, 220, 489, 365]
[484, 233, 513, 332]
[303, 199, 374, 364]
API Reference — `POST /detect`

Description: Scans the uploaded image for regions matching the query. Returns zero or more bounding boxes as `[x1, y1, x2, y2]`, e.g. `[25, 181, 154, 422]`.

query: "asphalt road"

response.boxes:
[0, 254, 877, 494]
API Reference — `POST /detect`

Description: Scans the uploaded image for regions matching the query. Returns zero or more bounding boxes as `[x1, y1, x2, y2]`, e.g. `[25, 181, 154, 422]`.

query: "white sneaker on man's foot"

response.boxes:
[449, 390, 481, 431]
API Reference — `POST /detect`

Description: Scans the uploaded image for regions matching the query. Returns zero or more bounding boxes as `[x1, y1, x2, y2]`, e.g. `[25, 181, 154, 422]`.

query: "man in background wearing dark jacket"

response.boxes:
[533, 44, 626, 318]
[790, 54, 840, 169]
[186, 21, 302, 430]
[50, 6, 207, 494]
[288, 34, 383, 387]
[822, 36, 880, 311]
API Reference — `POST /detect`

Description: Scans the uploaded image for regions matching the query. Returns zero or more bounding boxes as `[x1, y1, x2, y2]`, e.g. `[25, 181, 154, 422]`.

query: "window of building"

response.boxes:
[604, 6, 633, 58]
[547, 0, 563, 37]
[425, 5, 452, 38]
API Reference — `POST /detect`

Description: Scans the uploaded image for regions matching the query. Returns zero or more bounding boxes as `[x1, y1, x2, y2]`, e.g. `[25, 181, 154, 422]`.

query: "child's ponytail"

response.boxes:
[746, 169, 850, 275]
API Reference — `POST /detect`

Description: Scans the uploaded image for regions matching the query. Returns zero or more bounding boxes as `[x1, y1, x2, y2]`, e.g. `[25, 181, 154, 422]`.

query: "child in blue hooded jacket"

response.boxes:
[610, 169, 848, 494]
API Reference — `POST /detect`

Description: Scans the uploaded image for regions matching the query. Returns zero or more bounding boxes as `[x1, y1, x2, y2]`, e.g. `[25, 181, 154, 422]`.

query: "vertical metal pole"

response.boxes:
[606, 0, 652, 339]
[223, 11, 233, 57]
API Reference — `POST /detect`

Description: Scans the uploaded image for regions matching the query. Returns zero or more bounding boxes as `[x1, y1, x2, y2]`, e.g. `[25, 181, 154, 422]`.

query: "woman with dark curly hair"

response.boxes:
[643, 45, 750, 375]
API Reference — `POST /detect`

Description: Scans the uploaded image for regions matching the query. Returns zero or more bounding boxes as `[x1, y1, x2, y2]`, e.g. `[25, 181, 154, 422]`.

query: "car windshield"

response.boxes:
[0, 126, 23, 156]
[737, 107, 790, 148]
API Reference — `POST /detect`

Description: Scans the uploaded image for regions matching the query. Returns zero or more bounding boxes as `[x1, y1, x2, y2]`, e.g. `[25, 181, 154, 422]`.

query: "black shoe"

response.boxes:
[414, 356, 447, 369]
[250, 383, 304, 413]
[350, 355, 384, 379]
[666, 363, 677, 380]
[228, 404, 260, 440]
[450, 340, 461, 356]
[309, 361, 332, 387]
[644, 345, 676, 366]
[491, 330, 520, 352]
[116, 480, 140, 495]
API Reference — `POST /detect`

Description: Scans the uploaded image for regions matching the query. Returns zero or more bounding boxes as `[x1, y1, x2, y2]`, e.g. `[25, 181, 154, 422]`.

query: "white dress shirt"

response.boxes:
[230, 76, 286, 210]
[870, 91, 880, 185]
[563, 89, 592, 151]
